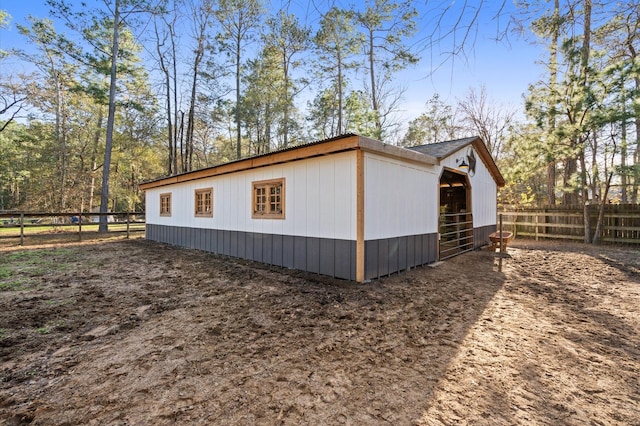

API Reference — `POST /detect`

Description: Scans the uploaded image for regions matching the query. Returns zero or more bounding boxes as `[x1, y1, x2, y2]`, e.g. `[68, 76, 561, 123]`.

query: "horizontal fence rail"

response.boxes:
[0, 212, 145, 246]
[499, 204, 640, 245]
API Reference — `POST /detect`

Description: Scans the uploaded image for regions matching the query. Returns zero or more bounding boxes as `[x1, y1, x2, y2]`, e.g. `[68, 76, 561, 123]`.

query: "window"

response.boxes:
[252, 178, 285, 219]
[160, 193, 172, 216]
[195, 187, 214, 217]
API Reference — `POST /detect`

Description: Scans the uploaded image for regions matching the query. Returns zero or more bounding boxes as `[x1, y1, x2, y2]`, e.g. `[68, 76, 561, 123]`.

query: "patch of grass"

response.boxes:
[34, 320, 65, 335]
[0, 328, 5, 339]
[0, 279, 30, 291]
[6, 248, 76, 263]
[0, 248, 79, 291]
[0, 265, 11, 280]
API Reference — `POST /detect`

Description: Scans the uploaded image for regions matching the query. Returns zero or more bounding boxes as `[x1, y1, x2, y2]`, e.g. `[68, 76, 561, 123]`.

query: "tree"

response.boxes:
[419, 0, 509, 71]
[183, 0, 214, 173]
[500, 121, 550, 208]
[511, 0, 640, 245]
[307, 84, 341, 140]
[515, 0, 568, 205]
[262, 10, 310, 148]
[46, 0, 158, 230]
[0, 10, 28, 133]
[457, 86, 516, 160]
[0, 122, 36, 210]
[594, 1, 640, 203]
[0, 77, 27, 133]
[313, 7, 362, 137]
[16, 16, 76, 210]
[343, 90, 379, 138]
[241, 46, 281, 154]
[517, 0, 596, 210]
[153, 0, 181, 176]
[400, 94, 460, 147]
[356, 0, 418, 140]
[215, 0, 262, 159]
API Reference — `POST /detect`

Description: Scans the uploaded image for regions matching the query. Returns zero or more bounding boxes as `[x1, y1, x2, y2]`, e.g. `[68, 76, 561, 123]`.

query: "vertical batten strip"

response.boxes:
[356, 149, 365, 282]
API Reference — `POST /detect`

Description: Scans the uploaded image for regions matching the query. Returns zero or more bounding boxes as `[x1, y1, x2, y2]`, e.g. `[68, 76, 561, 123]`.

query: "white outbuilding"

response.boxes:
[140, 134, 504, 282]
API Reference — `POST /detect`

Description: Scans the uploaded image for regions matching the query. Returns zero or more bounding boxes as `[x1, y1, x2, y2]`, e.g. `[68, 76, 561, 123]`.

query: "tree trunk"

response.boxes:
[580, 147, 591, 243]
[620, 73, 628, 203]
[579, 0, 592, 242]
[367, 29, 381, 139]
[178, 110, 185, 172]
[547, 163, 556, 205]
[59, 90, 68, 211]
[337, 51, 343, 135]
[154, 18, 174, 176]
[546, 0, 561, 206]
[282, 53, 289, 149]
[633, 109, 640, 203]
[185, 46, 203, 172]
[592, 172, 613, 245]
[89, 108, 104, 213]
[184, 6, 209, 172]
[53, 71, 67, 211]
[99, 0, 120, 233]
[170, 24, 179, 174]
[563, 157, 578, 205]
[590, 130, 599, 200]
[632, 73, 640, 203]
[236, 35, 242, 160]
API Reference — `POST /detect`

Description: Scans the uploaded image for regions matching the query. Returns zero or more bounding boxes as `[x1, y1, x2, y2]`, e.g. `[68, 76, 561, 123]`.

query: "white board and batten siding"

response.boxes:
[440, 147, 498, 228]
[146, 150, 358, 241]
[144, 135, 503, 281]
[363, 152, 439, 240]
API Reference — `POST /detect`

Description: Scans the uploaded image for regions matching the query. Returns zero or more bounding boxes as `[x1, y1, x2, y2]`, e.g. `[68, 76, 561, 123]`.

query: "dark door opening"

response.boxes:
[439, 169, 473, 260]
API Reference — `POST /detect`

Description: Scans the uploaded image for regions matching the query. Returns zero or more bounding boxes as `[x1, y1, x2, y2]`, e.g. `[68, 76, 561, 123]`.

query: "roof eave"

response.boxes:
[139, 134, 439, 191]
[469, 138, 506, 187]
[358, 136, 438, 165]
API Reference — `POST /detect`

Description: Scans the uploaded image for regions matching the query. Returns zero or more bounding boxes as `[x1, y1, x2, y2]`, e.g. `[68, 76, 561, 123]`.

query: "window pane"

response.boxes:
[195, 189, 213, 216]
[252, 179, 284, 219]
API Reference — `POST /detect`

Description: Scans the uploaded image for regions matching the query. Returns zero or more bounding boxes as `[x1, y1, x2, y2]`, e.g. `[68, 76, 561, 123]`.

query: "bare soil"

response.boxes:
[1, 238, 639, 425]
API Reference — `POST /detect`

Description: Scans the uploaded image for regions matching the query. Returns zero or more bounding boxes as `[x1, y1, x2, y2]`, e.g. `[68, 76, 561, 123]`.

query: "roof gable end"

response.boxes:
[409, 137, 505, 187]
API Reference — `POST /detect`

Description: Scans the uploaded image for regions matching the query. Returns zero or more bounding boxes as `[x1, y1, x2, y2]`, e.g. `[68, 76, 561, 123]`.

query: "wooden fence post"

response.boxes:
[535, 214, 539, 241]
[78, 213, 83, 242]
[20, 213, 24, 246]
[499, 214, 504, 254]
[126, 213, 130, 239]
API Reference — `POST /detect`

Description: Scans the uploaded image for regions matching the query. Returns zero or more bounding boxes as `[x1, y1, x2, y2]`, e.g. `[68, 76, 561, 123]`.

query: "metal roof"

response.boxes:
[139, 134, 505, 190]
[409, 136, 505, 187]
[139, 134, 438, 190]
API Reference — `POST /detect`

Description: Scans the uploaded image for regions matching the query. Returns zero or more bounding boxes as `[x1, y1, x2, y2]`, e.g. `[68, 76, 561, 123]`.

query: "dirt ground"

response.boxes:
[0, 237, 638, 425]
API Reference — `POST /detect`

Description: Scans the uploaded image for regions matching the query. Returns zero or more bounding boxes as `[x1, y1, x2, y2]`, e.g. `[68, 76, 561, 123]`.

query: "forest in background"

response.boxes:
[0, 1, 638, 230]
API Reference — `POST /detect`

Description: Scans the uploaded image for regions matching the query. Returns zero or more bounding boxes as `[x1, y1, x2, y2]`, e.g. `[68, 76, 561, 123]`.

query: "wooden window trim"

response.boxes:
[252, 178, 285, 219]
[160, 192, 172, 217]
[194, 187, 214, 217]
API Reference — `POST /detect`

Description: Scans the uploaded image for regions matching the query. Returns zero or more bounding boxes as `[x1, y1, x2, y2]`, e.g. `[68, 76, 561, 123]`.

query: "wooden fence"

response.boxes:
[499, 204, 640, 245]
[0, 212, 145, 246]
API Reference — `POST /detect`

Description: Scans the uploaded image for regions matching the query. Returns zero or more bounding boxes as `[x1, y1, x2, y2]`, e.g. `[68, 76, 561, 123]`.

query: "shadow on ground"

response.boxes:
[1, 238, 506, 424]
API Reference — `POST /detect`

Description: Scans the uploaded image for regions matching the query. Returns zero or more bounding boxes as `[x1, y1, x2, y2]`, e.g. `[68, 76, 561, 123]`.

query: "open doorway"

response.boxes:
[439, 169, 472, 260]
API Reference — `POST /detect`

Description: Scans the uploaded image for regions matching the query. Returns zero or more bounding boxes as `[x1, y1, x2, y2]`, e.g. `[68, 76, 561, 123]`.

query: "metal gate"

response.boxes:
[439, 212, 473, 260]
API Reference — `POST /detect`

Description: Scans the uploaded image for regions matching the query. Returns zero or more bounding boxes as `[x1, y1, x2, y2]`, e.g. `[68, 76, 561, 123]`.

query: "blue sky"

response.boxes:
[0, 0, 545, 122]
